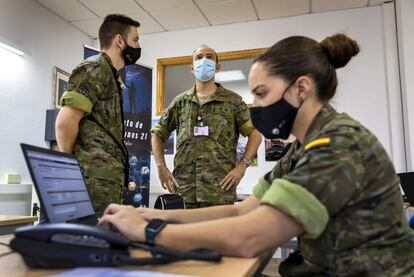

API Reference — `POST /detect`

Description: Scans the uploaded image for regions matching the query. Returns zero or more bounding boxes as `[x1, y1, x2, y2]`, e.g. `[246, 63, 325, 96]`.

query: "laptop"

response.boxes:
[21, 143, 98, 225]
[398, 172, 414, 206]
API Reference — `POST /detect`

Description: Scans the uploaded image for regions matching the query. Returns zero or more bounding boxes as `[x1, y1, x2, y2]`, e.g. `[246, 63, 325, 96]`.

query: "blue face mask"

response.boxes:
[193, 58, 216, 81]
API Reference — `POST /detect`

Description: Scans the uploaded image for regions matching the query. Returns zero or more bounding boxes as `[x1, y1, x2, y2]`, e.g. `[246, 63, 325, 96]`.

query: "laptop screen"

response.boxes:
[21, 144, 95, 223]
[398, 172, 414, 206]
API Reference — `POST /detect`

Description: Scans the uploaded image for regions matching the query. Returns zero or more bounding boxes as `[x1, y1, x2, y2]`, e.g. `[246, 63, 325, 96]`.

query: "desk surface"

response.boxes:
[0, 215, 38, 227]
[0, 235, 266, 277]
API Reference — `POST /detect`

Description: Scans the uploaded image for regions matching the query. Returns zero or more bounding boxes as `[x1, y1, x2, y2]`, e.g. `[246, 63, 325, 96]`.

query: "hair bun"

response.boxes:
[320, 34, 359, 69]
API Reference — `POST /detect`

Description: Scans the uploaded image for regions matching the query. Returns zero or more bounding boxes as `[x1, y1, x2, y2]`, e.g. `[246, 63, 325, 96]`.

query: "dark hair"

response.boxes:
[99, 14, 140, 50]
[254, 34, 359, 101]
[192, 45, 219, 63]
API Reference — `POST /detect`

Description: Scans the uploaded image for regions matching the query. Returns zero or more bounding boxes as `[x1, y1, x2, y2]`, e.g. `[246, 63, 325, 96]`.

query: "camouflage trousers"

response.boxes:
[85, 177, 123, 215]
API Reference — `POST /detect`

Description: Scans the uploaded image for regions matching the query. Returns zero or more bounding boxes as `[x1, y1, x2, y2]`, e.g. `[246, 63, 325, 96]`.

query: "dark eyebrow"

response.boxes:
[252, 85, 266, 93]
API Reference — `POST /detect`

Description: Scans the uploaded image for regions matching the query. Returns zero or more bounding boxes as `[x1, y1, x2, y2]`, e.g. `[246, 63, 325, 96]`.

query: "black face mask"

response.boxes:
[250, 82, 300, 139]
[121, 37, 141, 66]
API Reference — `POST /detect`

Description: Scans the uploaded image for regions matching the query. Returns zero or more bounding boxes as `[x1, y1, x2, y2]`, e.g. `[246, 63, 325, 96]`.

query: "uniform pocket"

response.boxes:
[205, 108, 235, 149]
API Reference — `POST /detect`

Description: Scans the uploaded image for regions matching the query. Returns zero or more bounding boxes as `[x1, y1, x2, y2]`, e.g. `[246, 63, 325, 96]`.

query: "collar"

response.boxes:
[303, 104, 336, 144]
[183, 83, 228, 103]
[101, 52, 119, 78]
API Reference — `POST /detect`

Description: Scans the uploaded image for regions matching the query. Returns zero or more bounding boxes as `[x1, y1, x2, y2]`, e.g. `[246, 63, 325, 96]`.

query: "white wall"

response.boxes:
[139, 5, 405, 197]
[396, 0, 414, 171]
[0, 0, 93, 184]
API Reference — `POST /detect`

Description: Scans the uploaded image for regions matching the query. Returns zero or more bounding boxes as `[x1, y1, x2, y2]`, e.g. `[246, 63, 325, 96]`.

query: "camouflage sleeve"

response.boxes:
[284, 134, 363, 217]
[150, 99, 178, 143]
[253, 176, 271, 199]
[60, 64, 101, 114]
[253, 132, 363, 238]
[235, 101, 254, 137]
[264, 140, 299, 182]
[253, 177, 329, 239]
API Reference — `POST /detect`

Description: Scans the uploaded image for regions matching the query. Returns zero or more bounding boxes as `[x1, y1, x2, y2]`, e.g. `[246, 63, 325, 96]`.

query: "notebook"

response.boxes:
[21, 143, 98, 225]
[398, 172, 414, 206]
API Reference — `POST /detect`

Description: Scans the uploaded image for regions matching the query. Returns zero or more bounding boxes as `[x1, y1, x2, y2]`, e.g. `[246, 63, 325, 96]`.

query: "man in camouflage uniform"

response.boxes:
[55, 14, 141, 214]
[151, 45, 262, 208]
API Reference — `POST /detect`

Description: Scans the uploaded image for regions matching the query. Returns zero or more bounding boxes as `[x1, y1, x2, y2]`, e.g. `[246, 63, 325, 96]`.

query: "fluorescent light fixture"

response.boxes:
[0, 41, 24, 56]
[215, 70, 245, 83]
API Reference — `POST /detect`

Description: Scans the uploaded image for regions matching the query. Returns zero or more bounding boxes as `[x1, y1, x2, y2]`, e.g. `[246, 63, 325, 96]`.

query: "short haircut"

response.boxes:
[99, 14, 140, 50]
[192, 45, 219, 63]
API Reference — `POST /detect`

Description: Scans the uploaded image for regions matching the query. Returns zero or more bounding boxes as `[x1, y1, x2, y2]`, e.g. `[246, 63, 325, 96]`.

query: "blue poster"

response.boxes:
[84, 47, 152, 207]
[120, 65, 152, 207]
[83, 46, 100, 60]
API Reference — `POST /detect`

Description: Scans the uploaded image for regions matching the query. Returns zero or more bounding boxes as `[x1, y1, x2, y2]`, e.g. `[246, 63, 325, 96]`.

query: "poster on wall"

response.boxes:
[151, 118, 175, 155]
[83, 45, 100, 60]
[84, 45, 152, 207]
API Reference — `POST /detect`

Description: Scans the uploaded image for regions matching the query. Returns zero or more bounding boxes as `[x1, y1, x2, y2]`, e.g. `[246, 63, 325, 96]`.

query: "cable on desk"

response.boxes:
[0, 251, 14, 258]
[0, 241, 13, 259]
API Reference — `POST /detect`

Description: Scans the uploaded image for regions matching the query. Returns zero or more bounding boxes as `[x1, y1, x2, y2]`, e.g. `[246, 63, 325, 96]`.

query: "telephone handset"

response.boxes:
[10, 223, 130, 268]
[13, 223, 129, 248]
[10, 223, 222, 268]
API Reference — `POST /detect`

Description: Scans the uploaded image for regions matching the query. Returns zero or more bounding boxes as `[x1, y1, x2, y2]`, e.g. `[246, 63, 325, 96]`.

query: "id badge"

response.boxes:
[194, 126, 209, 136]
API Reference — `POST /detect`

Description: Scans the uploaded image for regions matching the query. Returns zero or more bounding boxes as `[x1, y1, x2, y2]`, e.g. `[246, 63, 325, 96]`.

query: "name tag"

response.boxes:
[194, 126, 209, 136]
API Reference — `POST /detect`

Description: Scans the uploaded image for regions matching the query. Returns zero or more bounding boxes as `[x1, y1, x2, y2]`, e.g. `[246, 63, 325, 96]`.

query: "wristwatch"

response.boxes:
[145, 218, 167, 245]
[242, 156, 252, 166]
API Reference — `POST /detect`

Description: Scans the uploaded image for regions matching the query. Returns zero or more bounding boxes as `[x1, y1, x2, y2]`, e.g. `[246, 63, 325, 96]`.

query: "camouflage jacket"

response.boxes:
[60, 53, 128, 187]
[151, 84, 254, 204]
[254, 104, 414, 276]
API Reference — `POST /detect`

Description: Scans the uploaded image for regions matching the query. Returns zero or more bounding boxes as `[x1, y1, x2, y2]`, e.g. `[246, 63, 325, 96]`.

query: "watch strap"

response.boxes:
[242, 156, 252, 166]
[145, 218, 167, 245]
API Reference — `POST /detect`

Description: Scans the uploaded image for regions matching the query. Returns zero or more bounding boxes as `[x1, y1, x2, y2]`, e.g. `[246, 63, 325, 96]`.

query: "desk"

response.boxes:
[0, 215, 38, 235]
[0, 235, 270, 277]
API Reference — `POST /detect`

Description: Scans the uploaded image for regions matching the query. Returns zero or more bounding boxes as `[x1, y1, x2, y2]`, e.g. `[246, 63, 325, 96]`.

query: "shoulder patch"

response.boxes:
[304, 137, 331, 151]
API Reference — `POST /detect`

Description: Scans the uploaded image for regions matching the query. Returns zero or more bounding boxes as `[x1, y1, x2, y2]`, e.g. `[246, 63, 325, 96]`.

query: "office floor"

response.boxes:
[262, 258, 282, 277]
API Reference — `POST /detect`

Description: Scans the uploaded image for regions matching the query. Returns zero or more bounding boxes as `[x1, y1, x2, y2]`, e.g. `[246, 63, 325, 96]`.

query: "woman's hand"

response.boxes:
[136, 207, 167, 221]
[98, 204, 147, 241]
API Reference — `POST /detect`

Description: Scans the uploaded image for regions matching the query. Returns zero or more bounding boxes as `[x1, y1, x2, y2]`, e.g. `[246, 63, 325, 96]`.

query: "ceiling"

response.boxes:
[36, 0, 391, 39]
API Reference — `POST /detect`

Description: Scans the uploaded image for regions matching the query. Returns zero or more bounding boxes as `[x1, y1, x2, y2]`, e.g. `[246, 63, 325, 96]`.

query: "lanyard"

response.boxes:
[194, 90, 205, 127]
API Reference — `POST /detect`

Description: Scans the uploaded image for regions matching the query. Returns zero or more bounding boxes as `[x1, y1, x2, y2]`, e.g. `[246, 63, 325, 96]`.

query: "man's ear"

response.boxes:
[215, 63, 221, 72]
[189, 64, 194, 74]
[114, 34, 124, 50]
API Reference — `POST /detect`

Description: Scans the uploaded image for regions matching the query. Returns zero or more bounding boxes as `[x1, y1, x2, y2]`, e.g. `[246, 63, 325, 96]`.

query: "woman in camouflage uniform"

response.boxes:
[100, 34, 414, 276]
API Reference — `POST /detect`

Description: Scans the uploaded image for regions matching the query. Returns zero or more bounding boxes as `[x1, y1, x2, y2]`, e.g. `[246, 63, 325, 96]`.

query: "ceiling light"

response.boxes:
[215, 70, 245, 83]
[0, 41, 25, 56]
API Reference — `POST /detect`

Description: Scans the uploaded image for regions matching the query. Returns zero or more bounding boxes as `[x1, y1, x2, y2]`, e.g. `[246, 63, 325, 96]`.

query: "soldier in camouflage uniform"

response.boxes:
[151, 45, 262, 208]
[255, 103, 414, 276]
[100, 34, 414, 276]
[56, 14, 141, 214]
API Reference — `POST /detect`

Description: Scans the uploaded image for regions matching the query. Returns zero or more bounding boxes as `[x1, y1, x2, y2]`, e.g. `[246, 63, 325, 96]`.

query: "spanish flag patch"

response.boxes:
[304, 137, 331, 151]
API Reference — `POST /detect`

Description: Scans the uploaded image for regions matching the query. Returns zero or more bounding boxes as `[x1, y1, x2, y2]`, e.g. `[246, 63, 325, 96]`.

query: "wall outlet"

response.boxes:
[4, 174, 21, 184]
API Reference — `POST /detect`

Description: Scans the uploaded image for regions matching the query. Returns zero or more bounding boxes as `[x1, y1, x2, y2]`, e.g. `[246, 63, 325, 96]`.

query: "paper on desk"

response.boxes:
[50, 268, 192, 277]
